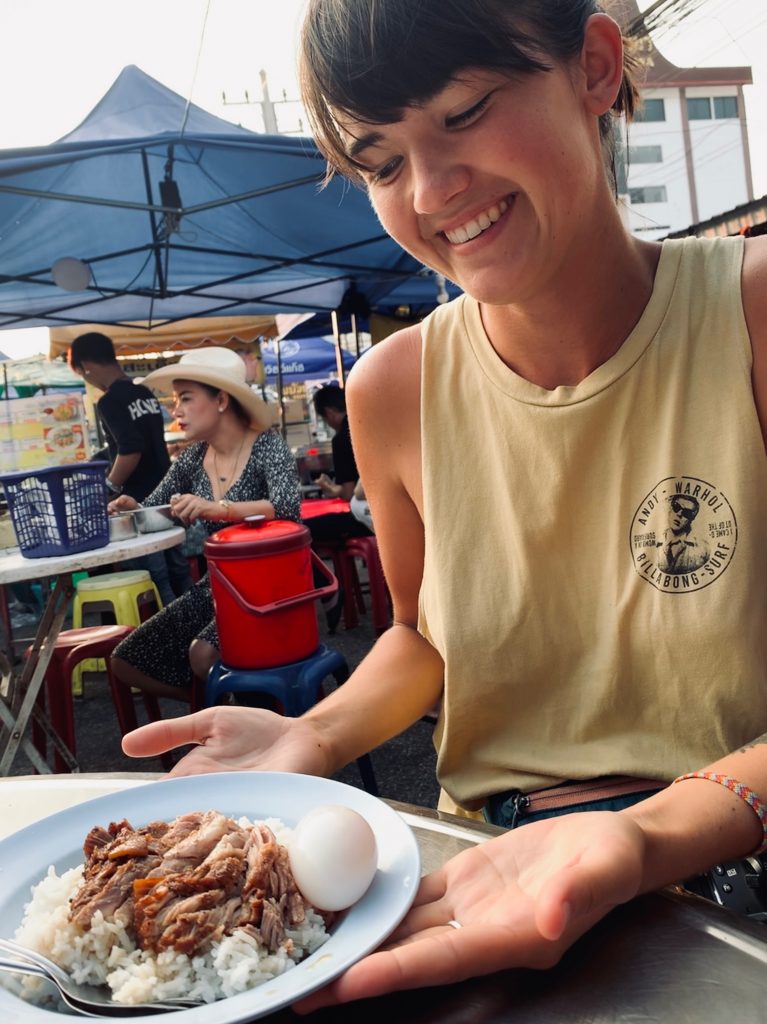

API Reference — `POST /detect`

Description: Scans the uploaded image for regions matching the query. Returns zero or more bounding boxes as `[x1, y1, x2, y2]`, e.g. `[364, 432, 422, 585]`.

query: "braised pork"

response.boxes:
[68, 811, 314, 959]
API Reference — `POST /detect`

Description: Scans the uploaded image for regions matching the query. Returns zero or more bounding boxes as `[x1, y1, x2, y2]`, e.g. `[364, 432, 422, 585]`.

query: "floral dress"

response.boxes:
[113, 431, 301, 689]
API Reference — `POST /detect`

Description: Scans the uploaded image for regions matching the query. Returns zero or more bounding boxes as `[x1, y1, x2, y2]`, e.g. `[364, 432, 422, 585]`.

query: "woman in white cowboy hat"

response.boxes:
[108, 347, 301, 703]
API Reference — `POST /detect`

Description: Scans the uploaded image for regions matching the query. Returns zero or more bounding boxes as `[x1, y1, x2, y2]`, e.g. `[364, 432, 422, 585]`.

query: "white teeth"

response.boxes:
[445, 199, 508, 245]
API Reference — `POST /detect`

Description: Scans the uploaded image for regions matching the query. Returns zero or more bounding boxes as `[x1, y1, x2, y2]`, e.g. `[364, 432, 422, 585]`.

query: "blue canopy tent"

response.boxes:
[261, 335, 356, 385]
[0, 65, 459, 333]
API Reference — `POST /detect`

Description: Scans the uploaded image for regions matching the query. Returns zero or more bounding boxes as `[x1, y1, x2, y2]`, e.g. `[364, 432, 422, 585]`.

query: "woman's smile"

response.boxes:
[441, 196, 512, 245]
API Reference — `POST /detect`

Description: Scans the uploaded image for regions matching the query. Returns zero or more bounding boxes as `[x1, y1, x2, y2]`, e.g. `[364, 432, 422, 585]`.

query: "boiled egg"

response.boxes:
[288, 804, 378, 911]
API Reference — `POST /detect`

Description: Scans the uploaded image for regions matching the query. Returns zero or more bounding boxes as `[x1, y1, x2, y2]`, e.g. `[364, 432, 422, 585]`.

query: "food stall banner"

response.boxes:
[0, 392, 89, 473]
[261, 336, 357, 384]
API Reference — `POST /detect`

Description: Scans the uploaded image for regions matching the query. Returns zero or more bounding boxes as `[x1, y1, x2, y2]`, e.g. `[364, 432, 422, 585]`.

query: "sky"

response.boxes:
[0, 0, 765, 360]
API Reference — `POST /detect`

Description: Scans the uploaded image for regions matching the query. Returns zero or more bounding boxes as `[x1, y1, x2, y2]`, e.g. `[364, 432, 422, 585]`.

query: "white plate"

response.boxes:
[0, 772, 421, 1023]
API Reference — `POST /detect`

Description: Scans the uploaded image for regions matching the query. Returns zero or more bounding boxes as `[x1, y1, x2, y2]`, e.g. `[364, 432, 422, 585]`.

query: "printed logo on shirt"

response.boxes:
[127, 397, 162, 421]
[630, 476, 736, 593]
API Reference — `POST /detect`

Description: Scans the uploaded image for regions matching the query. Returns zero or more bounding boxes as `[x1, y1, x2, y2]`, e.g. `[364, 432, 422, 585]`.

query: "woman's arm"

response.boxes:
[625, 733, 767, 895]
[296, 325, 446, 769]
[169, 494, 276, 525]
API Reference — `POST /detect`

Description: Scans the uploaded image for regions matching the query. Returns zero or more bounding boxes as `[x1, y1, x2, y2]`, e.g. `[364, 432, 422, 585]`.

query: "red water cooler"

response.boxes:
[204, 516, 337, 669]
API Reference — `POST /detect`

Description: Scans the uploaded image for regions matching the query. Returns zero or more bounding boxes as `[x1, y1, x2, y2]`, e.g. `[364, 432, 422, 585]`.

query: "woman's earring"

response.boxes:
[219, 407, 224, 412]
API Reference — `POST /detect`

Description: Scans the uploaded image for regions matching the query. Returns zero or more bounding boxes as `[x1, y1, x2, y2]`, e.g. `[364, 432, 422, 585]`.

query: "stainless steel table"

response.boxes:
[2, 774, 767, 1022]
[0, 528, 185, 775]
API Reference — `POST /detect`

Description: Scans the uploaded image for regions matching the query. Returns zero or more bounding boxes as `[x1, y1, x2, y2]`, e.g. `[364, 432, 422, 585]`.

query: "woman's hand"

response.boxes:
[168, 493, 218, 524]
[121, 706, 333, 778]
[107, 495, 139, 514]
[295, 811, 647, 1012]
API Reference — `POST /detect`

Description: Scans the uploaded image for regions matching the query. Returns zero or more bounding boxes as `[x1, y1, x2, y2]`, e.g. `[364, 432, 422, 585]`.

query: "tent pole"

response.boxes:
[331, 310, 346, 388]
[351, 312, 361, 358]
[276, 340, 287, 440]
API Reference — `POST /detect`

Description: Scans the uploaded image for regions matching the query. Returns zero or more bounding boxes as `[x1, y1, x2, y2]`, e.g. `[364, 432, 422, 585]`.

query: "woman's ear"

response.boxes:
[217, 391, 229, 412]
[579, 13, 625, 116]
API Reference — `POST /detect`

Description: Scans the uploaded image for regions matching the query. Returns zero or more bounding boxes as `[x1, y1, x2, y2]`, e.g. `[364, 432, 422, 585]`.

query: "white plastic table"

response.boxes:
[0, 527, 185, 775]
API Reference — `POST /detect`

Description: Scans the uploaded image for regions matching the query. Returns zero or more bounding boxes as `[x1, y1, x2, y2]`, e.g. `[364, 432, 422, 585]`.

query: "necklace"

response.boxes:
[212, 433, 247, 494]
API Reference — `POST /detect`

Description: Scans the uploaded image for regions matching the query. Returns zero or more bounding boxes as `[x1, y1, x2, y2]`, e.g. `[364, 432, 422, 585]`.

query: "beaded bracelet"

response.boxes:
[672, 771, 767, 855]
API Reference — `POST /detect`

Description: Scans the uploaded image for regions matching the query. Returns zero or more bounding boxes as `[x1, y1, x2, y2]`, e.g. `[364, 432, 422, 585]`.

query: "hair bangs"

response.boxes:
[300, 0, 552, 179]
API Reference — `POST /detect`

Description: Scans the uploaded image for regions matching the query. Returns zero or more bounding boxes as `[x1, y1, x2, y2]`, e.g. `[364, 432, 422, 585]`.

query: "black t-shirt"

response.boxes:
[97, 378, 170, 501]
[331, 414, 358, 486]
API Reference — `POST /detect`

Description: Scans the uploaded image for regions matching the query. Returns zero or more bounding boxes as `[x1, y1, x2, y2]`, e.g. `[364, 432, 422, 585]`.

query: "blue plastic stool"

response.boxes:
[206, 645, 378, 794]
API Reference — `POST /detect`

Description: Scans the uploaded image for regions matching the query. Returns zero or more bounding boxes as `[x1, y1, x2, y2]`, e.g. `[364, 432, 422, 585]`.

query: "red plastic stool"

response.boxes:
[312, 540, 361, 630]
[343, 536, 391, 635]
[29, 625, 167, 772]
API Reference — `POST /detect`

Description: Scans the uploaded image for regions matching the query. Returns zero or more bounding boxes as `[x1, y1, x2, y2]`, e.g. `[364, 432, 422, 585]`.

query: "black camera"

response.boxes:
[682, 854, 767, 921]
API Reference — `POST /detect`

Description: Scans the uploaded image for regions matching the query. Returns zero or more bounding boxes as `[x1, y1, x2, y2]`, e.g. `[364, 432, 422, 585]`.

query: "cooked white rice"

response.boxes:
[10, 816, 329, 1006]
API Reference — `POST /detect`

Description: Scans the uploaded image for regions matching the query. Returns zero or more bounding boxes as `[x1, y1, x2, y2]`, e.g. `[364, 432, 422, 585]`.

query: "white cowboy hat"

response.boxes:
[137, 348, 273, 431]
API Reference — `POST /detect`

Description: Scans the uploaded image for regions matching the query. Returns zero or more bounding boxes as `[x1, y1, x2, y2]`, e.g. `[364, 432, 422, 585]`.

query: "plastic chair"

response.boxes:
[28, 624, 168, 773]
[205, 645, 378, 794]
[343, 535, 391, 636]
[70, 570, 162, 692]
[313, 537, 391, 635]
[71, 570, 162, 629]
[312, 540, 360, 630]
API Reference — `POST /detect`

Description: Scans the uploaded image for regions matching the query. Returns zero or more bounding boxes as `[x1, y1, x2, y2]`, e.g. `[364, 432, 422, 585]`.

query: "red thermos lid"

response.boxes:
[203, 516, 310, 559]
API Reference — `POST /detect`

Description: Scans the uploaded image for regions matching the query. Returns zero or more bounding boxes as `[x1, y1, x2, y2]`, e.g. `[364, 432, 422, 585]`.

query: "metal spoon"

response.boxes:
[0, 939, 201, 1016]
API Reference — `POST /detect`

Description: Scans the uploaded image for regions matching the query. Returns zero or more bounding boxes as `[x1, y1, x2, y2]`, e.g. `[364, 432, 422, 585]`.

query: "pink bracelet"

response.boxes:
[672, 771, 767, 854]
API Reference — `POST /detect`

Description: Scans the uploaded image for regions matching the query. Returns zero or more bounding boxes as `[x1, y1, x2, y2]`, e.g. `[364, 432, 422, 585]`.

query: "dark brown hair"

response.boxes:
[299, 0, 639, 194]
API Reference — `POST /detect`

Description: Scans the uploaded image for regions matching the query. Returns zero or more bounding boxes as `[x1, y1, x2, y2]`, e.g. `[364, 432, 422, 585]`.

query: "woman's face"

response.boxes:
[337, 58, 608, 307]
[170, 380, 222, 440]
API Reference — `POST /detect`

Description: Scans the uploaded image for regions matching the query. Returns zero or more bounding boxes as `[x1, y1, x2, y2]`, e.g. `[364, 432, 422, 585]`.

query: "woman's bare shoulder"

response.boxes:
[346, 323, 422, 411]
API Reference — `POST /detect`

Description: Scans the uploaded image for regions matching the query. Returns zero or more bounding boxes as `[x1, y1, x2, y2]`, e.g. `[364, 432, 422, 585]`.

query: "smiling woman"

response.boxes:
[118, 0, 767, 1012]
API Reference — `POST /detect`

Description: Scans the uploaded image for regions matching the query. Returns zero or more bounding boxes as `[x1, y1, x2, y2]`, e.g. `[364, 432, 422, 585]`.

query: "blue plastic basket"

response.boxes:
[0, 462, 110, 558]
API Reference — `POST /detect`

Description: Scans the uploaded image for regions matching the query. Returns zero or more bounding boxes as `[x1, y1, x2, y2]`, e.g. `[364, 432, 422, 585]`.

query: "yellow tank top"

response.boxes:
[419, 236, 767, 813]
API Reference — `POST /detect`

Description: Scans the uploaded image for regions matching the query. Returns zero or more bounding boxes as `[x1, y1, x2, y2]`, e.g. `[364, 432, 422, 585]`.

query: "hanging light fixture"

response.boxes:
[51, 256, 91, 291]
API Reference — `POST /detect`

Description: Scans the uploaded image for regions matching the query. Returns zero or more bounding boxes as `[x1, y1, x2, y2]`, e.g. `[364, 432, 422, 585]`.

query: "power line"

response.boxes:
[180, 0, 213, 136]
[626, 0, 710, 38]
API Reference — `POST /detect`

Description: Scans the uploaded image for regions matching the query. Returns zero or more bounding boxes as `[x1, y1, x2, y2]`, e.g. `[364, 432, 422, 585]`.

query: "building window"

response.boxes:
[628, 144, 663, 164]
[636, 98, 665, 122]
[714, 96, 738, 119]
[629, 186, 668, 204]
[687, 97, 712, 120]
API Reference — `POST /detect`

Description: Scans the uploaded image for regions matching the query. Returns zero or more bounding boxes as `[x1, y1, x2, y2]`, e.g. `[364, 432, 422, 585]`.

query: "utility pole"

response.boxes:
[221, 70, 304, 135]
[259, 70, 279, 134]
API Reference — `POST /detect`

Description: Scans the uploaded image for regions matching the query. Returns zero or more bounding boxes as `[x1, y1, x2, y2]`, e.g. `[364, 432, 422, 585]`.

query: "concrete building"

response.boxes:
[607, 0, 754, 241]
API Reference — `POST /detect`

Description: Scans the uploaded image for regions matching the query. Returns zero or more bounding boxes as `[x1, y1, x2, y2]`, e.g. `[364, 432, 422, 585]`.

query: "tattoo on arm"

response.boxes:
[738, 733, 767, 753]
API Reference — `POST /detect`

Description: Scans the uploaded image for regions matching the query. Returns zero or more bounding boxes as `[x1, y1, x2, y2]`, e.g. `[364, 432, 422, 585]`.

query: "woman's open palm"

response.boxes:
[296, 811, 647, 1011]
[121, 706, 331, 778]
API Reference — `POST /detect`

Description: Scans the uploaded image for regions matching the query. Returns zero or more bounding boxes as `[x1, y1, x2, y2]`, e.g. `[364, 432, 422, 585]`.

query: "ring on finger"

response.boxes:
[447, 919, 462, 930]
